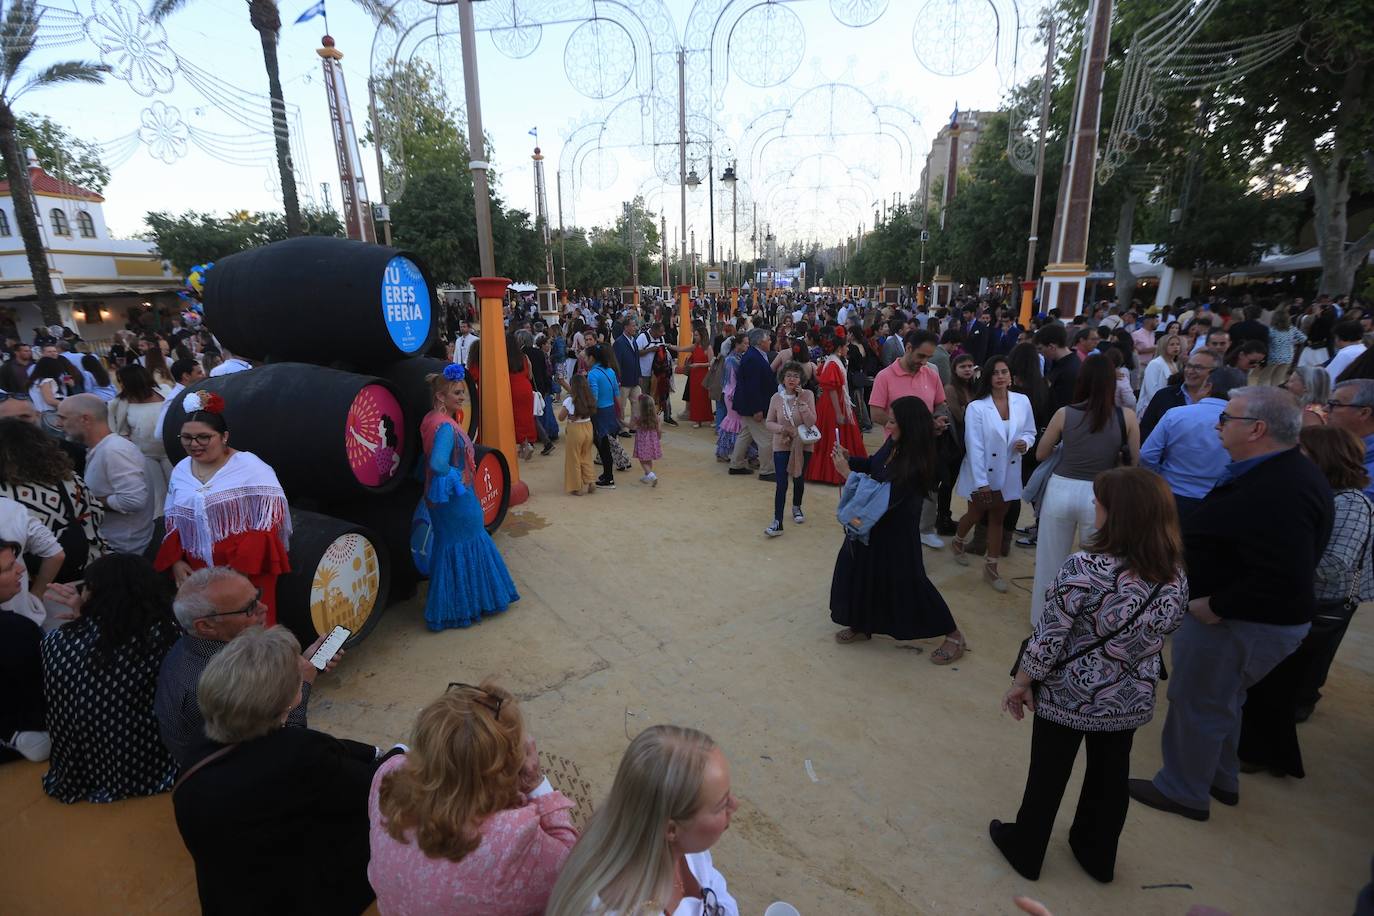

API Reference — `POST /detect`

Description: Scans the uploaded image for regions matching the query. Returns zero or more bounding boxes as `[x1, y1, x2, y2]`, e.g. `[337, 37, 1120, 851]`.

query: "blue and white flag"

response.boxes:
[528, 127, 538, 137]
[294, 0, 325, 24]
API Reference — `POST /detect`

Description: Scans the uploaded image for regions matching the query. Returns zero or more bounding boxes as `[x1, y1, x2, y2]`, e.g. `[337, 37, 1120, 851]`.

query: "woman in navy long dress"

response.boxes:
[829, 396, 966, 663]
[420, 366, 519, 631]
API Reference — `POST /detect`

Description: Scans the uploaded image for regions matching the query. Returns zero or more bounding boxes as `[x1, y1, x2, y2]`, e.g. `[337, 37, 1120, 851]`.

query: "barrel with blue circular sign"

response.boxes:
[203, 236, 437, 368]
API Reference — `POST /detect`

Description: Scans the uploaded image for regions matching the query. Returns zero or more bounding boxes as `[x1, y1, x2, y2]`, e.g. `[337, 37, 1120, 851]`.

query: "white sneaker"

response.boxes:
[3, 730, 51, 762]
[648, 472, 658, 487]
[920, 532, 946, 549]
[764, 521, 784, 538]
[640, 474, 652, 484]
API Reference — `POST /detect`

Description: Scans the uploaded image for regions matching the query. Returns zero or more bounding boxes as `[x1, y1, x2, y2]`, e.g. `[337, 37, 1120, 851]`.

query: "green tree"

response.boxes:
[143, 206, 343, 275]
[0, 0, 107, 325]
[390, 170, 476, 284]
[0, 114, 109, 193]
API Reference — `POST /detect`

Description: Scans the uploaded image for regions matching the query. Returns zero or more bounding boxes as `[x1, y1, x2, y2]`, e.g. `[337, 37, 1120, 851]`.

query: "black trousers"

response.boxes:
[0, 611, 46, 763]
[594, 433, 615, 484]
[1297, 598, 1359, 708]
[997, 716, 1135, 881]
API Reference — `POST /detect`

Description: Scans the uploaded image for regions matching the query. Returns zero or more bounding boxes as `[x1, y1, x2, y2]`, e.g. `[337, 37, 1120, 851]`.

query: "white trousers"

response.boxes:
[1029, 475, 1099, 626]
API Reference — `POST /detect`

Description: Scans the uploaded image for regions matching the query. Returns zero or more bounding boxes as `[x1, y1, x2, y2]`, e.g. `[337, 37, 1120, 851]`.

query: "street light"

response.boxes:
[720, 164, 737, 291]
[685, 169, 701, 187]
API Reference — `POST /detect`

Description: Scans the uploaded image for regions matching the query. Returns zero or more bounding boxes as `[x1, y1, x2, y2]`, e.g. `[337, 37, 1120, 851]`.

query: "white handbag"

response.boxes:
[532, 391, 546, 417]
[784, 394, 822, 443]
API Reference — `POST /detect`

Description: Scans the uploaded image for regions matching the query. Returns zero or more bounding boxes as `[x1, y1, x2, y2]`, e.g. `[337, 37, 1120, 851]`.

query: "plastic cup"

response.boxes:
[764, 904, 801, 916]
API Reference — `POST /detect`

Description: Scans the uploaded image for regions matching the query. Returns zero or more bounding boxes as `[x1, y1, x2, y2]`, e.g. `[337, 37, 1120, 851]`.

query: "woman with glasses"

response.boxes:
[369, 681, 577, 914]
[546, 725, 740, 916]
[173, 625, 381, 916]
[154, 393, 291, 627]
[39, 554, 180, 803]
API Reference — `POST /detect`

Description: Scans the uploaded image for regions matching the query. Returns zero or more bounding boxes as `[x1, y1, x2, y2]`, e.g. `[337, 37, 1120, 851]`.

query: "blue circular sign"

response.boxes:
[380, 256, 431, 353]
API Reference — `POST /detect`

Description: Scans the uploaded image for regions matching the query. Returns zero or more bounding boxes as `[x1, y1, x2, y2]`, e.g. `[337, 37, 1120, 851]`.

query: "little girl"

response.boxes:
[558, 375, 599, 495]
[629, 393, 662, 486]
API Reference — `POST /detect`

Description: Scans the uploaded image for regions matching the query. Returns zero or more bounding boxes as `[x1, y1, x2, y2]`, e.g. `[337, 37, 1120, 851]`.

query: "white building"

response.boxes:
[0, 150, 180, 342]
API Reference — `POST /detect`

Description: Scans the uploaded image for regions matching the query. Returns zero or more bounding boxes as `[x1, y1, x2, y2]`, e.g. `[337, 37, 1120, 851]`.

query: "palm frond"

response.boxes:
[354, 0, 398, 30]
[1, 0, 41, 87]
[148, 0, 193, 24]
[13, 60, 108, 101]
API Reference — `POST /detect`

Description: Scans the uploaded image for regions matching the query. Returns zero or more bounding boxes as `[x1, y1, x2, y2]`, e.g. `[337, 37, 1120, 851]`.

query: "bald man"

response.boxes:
[57, 394, 153, 553]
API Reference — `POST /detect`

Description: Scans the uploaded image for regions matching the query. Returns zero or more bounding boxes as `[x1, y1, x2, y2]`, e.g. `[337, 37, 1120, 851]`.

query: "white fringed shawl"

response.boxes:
[163, 452, 290, 565]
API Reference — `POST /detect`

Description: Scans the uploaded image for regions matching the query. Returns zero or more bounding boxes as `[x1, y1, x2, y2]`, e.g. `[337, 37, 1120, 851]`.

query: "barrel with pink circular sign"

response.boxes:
[162, 363, 412, 501]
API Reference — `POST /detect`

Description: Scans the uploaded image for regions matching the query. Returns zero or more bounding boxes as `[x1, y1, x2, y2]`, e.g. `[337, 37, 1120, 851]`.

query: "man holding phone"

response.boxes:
[155, 567, 343, 767]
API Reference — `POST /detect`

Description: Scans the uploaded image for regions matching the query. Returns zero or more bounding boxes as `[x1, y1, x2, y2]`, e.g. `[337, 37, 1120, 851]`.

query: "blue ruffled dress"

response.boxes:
[423, 421, 519, 630]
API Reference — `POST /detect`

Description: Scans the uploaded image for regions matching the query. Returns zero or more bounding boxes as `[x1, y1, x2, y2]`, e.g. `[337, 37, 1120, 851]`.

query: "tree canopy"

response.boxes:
[143, 206, 343, 275]
[0, 114, 109, 193]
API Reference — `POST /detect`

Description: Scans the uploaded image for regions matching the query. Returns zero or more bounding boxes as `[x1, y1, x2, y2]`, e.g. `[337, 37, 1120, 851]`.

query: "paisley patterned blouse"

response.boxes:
[1022, 552, 1188, 731]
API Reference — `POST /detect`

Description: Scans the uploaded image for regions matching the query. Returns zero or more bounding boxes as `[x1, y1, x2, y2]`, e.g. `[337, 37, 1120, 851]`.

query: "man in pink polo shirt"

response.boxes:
[869, 330, 951, 548]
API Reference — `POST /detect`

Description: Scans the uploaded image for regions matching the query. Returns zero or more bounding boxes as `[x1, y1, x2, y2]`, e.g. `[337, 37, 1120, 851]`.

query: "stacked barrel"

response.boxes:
[161, 237, 511, 648]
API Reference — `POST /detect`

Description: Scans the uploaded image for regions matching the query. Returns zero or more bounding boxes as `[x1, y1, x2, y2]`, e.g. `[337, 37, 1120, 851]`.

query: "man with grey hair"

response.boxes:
[728, 328, 777, 480]
[154, 567, 339, 767]
[1130, 386, 1333, 821]
[1326, 378, 1374, 500]
[56, 394, 153, 553]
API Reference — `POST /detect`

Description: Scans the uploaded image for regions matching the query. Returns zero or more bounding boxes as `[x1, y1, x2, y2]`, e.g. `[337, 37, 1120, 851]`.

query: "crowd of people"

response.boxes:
[2, 285, 1373, 913]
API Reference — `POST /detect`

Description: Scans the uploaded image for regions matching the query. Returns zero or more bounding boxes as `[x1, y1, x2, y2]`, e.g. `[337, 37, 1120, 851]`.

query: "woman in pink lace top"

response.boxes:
[367, 682, 578, 915]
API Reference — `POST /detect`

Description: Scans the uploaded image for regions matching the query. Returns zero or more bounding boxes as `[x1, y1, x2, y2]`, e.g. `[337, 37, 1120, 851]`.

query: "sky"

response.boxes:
[34, 0, 1048, 257]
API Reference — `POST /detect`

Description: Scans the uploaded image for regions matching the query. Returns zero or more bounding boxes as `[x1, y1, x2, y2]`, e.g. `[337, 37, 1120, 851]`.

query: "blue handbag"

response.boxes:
[835, 472, 891, 544]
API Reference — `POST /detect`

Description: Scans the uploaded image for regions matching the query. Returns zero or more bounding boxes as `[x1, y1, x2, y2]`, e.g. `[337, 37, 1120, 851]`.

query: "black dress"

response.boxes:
[830, 440, 956, 639]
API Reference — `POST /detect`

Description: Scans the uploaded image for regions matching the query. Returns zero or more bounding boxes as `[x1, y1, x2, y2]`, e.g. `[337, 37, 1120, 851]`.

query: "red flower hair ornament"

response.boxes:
[183, 391, 226, 414]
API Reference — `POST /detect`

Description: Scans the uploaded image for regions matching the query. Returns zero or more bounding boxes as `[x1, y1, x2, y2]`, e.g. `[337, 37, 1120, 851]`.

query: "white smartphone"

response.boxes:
[309, 625, 351, 671]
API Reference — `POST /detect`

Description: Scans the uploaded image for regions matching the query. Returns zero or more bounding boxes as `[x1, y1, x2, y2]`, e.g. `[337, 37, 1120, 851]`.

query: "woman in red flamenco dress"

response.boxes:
[807, 340, 868, 485]
[155, 392, 291, 626]
[686, 327, 715, 427]
[506, 334, 540, 459]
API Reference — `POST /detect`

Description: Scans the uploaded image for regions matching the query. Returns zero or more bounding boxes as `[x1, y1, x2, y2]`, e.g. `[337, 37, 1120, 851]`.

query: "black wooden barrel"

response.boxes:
[472, 444, 511, 532]
[376, 357, 479, 443]
[203, 237, 437, 367]
[162, 363, 413, 501]
[277, 508, 389, 649]
[327, 479, 425, 601]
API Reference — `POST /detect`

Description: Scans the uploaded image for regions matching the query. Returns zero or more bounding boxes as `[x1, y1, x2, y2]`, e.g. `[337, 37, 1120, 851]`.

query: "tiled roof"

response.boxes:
[0, 166, 103, 202]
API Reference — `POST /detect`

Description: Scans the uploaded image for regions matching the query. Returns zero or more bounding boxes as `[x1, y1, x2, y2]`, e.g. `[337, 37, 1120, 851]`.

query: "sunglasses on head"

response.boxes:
[0, 391, 32, 402]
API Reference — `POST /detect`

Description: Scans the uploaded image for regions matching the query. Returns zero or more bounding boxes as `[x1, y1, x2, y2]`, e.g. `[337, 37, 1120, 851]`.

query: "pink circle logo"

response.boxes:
[346, 384, 405, 487]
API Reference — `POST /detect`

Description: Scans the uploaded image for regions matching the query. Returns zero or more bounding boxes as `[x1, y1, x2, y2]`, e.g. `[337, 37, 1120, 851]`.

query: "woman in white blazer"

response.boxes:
[954, 355, 1037, 592]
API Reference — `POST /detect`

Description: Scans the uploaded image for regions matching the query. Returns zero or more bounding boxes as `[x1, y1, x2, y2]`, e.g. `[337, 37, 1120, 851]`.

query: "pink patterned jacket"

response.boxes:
[367, 754, 578, 915]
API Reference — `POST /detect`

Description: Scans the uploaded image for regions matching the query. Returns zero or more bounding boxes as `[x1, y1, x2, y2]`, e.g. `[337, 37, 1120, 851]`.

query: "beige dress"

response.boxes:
[109, 398, 172, 516]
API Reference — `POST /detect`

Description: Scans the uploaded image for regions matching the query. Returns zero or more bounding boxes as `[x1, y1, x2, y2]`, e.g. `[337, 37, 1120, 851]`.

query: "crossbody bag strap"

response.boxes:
[1347, 496, 1373, 605]
[1051, 579, 1166, 674]
[174, 744, 238, 793]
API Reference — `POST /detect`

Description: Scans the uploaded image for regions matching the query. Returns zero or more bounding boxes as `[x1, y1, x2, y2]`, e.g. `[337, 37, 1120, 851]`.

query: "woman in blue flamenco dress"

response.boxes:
[419, 365, 519, 630]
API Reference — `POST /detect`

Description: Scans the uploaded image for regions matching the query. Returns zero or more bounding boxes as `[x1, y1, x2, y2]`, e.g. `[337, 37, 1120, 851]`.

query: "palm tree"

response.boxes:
[152, 0, 392, 240]
[0, 0, 107, 326]
[152, 0, 304, 236]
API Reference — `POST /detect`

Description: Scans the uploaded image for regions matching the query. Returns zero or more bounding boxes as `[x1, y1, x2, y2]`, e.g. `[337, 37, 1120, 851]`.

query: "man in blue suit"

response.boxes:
[728, 328, 778, 481]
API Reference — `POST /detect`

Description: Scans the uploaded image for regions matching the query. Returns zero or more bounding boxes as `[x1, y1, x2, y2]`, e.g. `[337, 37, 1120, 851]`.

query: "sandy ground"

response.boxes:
[2, 390, 1372, 915]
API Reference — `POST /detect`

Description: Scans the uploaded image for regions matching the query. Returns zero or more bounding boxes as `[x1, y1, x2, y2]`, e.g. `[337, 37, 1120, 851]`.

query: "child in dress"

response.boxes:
[629, 393, 662, 486]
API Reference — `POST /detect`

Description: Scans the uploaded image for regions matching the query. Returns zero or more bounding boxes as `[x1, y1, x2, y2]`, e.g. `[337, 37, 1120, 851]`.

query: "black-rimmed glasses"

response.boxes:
[179, 433, 217, 446]
[201, 587, 265, 620]
[1217, 412, 1259, 425]
[447, 682, 504, 719]
[0, 390, 32, 402]
[1326, 399, 1370, 411]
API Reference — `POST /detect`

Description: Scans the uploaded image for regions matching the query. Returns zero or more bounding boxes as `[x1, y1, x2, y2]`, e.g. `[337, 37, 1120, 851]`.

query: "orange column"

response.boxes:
[729, 287, 739, 318]
[1019, 280, 1036, 327]
[676, 284, 692, 369]
[472, 276, 529, 506]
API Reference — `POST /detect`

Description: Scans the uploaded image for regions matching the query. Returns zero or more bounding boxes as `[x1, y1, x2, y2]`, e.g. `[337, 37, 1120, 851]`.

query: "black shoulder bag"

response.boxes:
[1010, 580, 1165, 685]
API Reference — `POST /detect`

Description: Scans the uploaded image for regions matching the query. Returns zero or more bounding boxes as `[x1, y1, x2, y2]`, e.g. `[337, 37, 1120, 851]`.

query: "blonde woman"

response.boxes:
[369, 682, 577, 914]
[545, 725, 741, 916]
[1138, 333, 1183, 415]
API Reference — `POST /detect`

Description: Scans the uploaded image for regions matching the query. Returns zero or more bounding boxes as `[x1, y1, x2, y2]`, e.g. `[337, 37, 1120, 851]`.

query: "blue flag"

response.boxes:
[294, 0, 325, 24]
[528, 127, 538, 137]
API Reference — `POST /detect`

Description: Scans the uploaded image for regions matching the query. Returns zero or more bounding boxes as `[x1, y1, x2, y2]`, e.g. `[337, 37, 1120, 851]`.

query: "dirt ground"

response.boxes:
[3, 393, 1372, 915]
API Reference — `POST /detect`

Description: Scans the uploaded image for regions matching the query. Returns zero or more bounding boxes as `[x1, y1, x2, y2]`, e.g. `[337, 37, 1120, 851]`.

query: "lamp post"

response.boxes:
[721, 163, 737, 292]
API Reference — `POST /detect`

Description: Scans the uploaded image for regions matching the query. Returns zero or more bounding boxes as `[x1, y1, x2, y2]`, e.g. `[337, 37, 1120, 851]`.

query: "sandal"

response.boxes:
[984, 559, 1009, 593]
[835, 628, 872, 644]
[952, 534, 971, 566]
[930, 633, 968, 665]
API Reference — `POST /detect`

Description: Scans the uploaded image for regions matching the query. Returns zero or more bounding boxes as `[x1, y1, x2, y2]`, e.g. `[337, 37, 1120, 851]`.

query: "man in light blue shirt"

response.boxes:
[1140, 367, 1246, 521]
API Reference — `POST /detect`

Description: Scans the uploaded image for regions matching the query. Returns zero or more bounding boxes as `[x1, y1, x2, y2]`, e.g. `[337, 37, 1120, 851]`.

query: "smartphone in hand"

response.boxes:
[309, 625, 352, 671]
